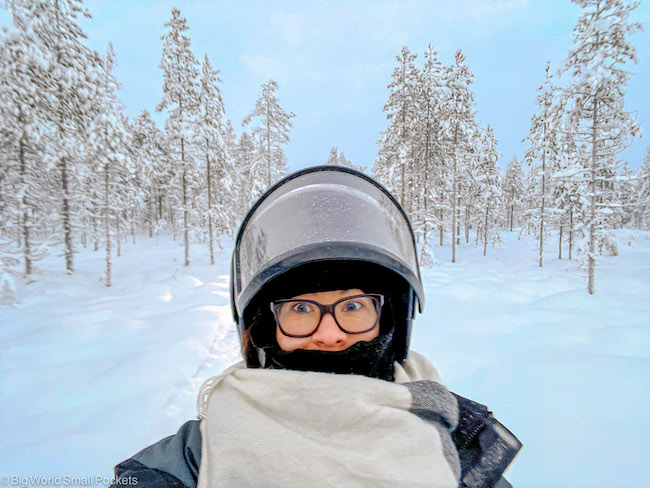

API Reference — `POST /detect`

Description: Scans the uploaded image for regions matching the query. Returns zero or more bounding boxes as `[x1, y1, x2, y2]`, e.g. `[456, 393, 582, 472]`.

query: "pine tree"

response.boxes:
[476, 125, 502, 256]
[378, 47, 419, 210]
[196, 55, 228, 265]
[440, 50, 476, 263]
[0, 24, 52, 275]
[503, 156, 524, 231]
[524, 62, 563, 267]
[243, 80, 295, 189]
[560, 0, 641, 293]
[234, 131, 259, 221]
[86, 44, 131, 287]
[10, 0, 99, 273]
[635, 147, 650, 228]
[326, 147, 338, 165]
[414, 45, 445, 264]
[132, 110, 171, 239]
[553, 129, 588, 260]
[157, 7, 200, 267]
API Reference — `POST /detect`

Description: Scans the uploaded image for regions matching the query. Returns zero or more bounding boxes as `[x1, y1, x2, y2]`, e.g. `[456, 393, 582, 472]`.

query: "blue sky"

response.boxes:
[2, 0, 648, 170]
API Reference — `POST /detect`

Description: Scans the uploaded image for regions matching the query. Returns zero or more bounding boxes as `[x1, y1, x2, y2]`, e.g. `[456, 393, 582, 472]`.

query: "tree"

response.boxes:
[0, 24, 52, 275]
[196, 55, 228, 265]
[440, 50, 476, 263]
[243, 80, 295, 188]
[523, 62, 563, 267]
[476, 125, 502, 256]
[86, 44, 131, 286]
[9, 0, 99, 273]
[377, 47, 419, 210]
[560, 0, 641, 293]
[157, 7, 200, 267]
[503, 156, 524, 231]
[635, 147, 650, 228]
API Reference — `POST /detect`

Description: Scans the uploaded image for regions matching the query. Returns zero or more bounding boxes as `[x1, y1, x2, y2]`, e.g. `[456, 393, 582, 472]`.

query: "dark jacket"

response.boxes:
[112, 395, 519, 488]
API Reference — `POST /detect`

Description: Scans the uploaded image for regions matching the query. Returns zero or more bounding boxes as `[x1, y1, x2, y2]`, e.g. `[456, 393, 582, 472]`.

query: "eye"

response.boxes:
[291, 302, 313, 314]
[343, 300, 362, 312]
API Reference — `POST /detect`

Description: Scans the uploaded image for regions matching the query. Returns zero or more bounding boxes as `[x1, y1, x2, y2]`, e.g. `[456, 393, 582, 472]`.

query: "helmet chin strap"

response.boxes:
[263, 327, 397, 382]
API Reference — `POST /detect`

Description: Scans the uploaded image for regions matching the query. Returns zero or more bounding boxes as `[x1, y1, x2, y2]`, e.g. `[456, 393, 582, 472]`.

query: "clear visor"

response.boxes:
[235, 169, 422, 315]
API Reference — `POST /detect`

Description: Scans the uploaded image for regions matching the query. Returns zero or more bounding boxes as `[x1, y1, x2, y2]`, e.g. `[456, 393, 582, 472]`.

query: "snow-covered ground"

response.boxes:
[1, 229, 648, 488]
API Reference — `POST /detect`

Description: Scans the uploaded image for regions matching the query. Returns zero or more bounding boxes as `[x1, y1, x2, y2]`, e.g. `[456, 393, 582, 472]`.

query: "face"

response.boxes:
[275, 289, 380, 352]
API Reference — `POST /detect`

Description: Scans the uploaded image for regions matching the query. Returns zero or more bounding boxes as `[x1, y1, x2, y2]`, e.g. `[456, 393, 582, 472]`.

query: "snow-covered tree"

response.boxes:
[560, 0, 641, 293]
[86, 44, 132, 287]
[635, 147, 650, 229]
[131, 110, 171, 239]
[440, 50, 476, 263]
[196, 54, 229, 264]
[234, 130, 259, 221]
[476, 125, 502, 256]
[0, 25, 52, 275]
[414, 45, 445, 263]
[157, 7, 200, 267]
[326, 147, 364, 172]
[553, 130, 588, 260]
[503, 156, 524, 231]
[523, 62, 563, 267]
[243, 80, 295, 188]
[376, 46, 419, 210]
[9, 0, 99, 273]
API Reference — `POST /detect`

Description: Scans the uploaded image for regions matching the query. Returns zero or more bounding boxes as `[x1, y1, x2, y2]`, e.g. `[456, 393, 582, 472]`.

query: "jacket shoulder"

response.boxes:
[112, 420, 202, 488]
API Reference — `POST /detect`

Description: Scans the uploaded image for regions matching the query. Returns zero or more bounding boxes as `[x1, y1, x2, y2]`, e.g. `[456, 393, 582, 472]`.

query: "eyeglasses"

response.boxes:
[270, 294, 384, 338]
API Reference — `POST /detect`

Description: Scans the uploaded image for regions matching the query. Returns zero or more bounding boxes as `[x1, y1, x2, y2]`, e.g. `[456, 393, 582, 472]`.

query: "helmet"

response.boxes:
[230, 165, 424, 365]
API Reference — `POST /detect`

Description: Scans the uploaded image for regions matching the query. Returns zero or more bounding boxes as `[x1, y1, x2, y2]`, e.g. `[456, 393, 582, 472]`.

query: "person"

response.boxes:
[111, 166, 521, 488]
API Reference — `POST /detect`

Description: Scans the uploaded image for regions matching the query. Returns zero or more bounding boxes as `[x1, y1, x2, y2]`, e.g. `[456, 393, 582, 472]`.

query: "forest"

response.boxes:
[0, 0, 648, 298]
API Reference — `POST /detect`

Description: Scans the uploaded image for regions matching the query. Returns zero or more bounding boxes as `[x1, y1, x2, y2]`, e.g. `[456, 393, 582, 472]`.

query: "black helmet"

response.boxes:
[230, 165, 424, 365]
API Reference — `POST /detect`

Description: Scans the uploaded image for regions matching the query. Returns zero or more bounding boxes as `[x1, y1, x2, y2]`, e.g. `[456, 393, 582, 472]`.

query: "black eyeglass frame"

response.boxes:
[270, 293, 385, 338]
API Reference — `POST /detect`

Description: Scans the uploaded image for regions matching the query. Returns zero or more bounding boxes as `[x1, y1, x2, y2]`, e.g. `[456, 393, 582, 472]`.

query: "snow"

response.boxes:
[1, 230, 649, 487]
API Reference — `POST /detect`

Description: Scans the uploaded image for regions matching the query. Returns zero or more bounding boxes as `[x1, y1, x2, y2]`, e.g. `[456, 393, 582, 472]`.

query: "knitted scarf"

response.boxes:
[196, 351, 460, 488]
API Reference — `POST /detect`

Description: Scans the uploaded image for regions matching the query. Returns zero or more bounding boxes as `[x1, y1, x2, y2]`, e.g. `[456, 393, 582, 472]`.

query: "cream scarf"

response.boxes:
[196, 351, 460, 488]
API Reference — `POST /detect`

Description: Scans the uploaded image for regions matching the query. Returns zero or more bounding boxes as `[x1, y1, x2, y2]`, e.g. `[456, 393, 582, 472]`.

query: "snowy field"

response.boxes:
[1, 229, 648, 488]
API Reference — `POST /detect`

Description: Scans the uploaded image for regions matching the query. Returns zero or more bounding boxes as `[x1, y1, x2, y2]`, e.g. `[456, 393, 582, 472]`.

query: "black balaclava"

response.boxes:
[244, 261, 403, 382]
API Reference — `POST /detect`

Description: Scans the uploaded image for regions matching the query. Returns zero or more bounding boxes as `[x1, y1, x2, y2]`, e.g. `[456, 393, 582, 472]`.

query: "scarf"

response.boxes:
[196, 351, 460, 488]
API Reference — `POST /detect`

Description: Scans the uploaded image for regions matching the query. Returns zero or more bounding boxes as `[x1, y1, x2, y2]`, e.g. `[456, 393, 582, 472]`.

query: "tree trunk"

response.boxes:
[569, 208, 574, 260]
[116, 209, 121, 258]
[439, 193, 444, 246]
[559, 220, 563, 260]
[93, 196, 99, 251]
[181, 137, 189, 267]
[148, 194, 154, 238]
[131, 207, 136, 244]
[19, 127, 32, 275]
[588, 96, 598, 294]
[451, 131, 458, 263]
[55, 2, 74, 274]
[483, 204, 489, 256]
[207, 151, 215, 265]
[465, 206, 470, 244]
[104, 163, 111, 287]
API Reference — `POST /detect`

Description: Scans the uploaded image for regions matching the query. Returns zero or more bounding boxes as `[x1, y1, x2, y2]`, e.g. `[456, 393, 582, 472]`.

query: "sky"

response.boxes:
[1, 0, 648, 171]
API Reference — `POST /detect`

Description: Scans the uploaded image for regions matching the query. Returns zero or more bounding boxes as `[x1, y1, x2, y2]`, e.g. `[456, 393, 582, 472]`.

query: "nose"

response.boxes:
[311, 312, 347, 349]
